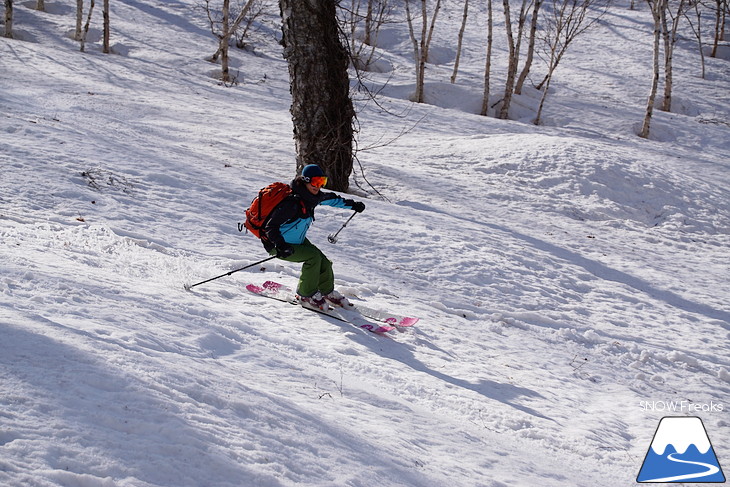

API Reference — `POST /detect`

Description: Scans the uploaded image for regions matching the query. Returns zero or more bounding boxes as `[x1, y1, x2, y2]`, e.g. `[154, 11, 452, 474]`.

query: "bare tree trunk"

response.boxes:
[721, 0, 728, 56]
[4, 0, 12, 39]
[221, 0, 231, 82]
[516, 0, 543, 95]
[348, 0, 359, 54]
[534, 59, 556, 125]
[103, 0, 110, 53]
[417, 0, 428, 103]
[640, 0, 666, 138]
[481, 0, 494, 116]
[424, 0, 441, 61]
[342, 0, 391, 70]
[362, 1, 390, 68]
[684, 0, 705, 78]
[660, 0, 685, 112]
[660, 0, 671, 111]
[535, 0, 608, 123]
[500, 0, 528, 119]
[451, 0, 469, 84]
[405, 0, 441, 103]
[364, 0, 373, 45]
[80, 0, 95, 52]
[500, 0, 516, 119]
[279, 0, 354, 191]
[416, 0, 428, 103]
[711, 0, 722, 57]
[209, 0, 257, 77]
[404, 0, 421, 99]
[76, 0, 84, 41]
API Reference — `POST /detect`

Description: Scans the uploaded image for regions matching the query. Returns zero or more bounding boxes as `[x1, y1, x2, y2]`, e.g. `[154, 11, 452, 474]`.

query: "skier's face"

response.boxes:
[306, 182, 320, 195]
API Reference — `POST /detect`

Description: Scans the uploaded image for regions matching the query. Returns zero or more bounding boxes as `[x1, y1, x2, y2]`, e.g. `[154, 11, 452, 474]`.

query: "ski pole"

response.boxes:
[184, 255, 277, 291]
[328, 212, 357, 244]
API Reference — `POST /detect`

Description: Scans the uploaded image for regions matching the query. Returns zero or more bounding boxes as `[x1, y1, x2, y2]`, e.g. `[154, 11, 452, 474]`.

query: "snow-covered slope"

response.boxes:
[1, 1, 728, 486]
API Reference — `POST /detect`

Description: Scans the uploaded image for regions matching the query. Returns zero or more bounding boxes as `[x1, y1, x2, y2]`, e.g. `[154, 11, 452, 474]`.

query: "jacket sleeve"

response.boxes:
[318, 191, 351, 209]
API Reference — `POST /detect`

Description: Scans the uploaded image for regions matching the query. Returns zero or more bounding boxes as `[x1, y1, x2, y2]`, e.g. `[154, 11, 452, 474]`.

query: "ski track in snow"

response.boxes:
[1, 0, 729, 486]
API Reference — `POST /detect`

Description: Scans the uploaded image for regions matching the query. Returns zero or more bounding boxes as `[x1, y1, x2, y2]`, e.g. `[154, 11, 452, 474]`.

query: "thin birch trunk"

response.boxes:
[406, 0, 441, 103]
[404, 0, 422, 101]
[499, 0, 516, 119]
[364, 0, 373, 45]
[80, 0, 95, 52]
[211, 0, 257, 63]
[416, 0, 428, 103]
[534, 53, 556, 124]
[661, 0, 685, 111]
[103, 0, 109, 53]
[711, 0, 722, 57]
[221, 0, 231, 82]
[451, 0, 469, 83]
[76, 0, 83, 40]
[480, 0, 493, 116]
[640, 0, 665, 138]
[4, 0, 13, 39]
[684, 0, 705, 78]
[516, 0, 543, 94]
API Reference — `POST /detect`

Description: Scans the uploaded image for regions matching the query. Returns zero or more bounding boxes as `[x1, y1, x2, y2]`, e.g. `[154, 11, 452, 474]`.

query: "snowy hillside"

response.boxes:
[1, 1, 729, 486]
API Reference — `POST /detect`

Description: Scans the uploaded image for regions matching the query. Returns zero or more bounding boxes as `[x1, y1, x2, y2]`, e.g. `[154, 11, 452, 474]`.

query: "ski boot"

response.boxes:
[324, 290, 353, 308]
[297, 292, 331, 311]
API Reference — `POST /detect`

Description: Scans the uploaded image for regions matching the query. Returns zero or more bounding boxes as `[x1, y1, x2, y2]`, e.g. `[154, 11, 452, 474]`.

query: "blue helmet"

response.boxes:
[302, 164, 325, 179]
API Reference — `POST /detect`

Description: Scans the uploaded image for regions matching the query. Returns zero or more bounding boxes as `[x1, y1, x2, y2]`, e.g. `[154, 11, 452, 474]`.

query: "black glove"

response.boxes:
[345, 200, 365, 213]
[276, 244, 294, 258]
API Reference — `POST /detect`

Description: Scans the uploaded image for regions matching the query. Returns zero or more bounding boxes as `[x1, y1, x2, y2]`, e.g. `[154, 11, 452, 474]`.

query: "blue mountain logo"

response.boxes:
[637, 416, 726, 483]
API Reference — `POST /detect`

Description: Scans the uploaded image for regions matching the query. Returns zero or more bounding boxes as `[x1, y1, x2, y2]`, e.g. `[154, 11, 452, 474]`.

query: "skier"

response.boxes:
[261, 164, 365, 311]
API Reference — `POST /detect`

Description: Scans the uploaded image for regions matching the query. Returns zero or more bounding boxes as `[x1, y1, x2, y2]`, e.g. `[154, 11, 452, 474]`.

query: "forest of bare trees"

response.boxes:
[343, 0, 726, 135]
[2, 0, 729, 175]
[1, 0, 110, 50]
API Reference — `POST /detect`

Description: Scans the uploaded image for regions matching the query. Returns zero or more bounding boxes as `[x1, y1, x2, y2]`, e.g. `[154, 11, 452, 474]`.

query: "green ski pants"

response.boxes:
[271, 239, 334, 297]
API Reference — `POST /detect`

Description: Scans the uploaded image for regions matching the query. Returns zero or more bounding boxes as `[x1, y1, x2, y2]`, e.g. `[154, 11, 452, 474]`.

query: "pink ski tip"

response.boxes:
[362, 324, 395, 333]
[263, 280, 283, 291]
[246, 284, 264, 293]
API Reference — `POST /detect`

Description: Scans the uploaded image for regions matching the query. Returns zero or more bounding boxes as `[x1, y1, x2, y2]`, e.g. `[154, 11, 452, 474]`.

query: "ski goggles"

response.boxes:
[305, 176, 328, 188]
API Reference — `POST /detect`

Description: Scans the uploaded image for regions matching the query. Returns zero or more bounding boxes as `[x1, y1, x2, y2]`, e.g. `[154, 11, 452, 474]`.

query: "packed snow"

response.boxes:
[1, 1, 729, 486]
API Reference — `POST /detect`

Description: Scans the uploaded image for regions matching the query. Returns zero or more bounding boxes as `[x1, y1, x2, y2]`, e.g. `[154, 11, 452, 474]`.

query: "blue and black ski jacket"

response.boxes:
[262, 178, 355, 252]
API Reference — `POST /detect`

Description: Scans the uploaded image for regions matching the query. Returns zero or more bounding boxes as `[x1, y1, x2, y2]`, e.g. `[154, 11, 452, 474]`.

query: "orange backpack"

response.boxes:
[243, 182, 294, 239]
